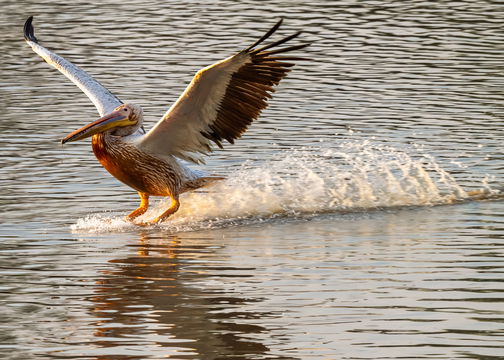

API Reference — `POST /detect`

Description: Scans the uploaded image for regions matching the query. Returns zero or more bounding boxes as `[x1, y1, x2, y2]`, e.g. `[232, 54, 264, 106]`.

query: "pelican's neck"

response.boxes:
[91, 133, 115, 160]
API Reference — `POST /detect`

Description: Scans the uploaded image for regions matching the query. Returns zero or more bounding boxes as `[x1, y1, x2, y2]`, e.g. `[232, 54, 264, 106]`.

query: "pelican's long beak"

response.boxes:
[61, 109, 133, 144]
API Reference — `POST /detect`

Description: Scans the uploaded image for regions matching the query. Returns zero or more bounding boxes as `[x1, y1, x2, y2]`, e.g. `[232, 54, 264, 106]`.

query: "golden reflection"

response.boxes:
[89, 232, 272, 359]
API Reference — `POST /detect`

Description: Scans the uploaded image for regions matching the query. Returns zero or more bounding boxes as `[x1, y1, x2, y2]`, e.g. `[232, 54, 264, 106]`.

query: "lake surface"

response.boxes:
[1, 1, 503, 359]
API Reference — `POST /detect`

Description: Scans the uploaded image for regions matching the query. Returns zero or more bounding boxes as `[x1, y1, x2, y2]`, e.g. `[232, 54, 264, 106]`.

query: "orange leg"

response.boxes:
[126, 192, 150, 221]
[150, 195, 180, 224]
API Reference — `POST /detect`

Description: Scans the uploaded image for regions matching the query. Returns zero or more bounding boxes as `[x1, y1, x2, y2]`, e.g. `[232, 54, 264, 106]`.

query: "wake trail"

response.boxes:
[71, 141, 501, 233]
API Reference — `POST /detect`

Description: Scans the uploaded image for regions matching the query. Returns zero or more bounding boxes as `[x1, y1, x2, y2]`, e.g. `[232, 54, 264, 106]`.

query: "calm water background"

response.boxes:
[1, 0, 503, 359]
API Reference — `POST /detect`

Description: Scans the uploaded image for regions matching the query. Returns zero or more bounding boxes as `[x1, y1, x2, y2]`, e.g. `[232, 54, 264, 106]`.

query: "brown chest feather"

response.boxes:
[91, 134, 180, 196]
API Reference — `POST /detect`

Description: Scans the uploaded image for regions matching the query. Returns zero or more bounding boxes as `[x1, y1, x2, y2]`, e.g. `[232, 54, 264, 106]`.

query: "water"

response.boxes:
[1, 1, 503, 359]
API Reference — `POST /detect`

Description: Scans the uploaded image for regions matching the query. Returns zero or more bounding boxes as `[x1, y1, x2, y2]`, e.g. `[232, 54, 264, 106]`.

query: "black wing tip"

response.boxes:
[244, 17, 284, 52]
[24, 16, 38, 43]
[245, 19, 310, 56]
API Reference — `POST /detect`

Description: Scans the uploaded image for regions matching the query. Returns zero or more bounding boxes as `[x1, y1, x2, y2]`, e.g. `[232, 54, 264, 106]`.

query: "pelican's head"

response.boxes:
[61, 103, 144, 144]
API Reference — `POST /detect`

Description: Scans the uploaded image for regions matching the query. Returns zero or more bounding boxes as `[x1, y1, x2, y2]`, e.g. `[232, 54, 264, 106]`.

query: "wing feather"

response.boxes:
[137, 19, 309, 164]
[24, 16, 123, 116]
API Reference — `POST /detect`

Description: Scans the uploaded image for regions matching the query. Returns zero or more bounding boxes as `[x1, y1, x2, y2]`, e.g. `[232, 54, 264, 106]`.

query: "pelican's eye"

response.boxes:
[123, 108, 128, 112]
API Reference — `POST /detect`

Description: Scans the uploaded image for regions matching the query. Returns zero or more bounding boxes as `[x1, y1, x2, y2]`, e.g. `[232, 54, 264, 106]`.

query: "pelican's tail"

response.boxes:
[181, 176, 226, 193]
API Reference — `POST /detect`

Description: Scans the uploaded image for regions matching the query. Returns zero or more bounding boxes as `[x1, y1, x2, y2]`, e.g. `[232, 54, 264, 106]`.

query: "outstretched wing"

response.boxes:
[23, 16, 123, 117]
[137, 19, 309, 164]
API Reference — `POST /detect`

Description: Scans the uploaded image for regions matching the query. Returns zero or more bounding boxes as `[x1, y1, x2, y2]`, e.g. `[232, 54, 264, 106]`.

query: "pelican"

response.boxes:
[24, 16, 308, 224]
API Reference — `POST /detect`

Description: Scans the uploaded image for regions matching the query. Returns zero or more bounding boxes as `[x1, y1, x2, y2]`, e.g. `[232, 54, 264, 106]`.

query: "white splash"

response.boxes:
[71, 141, 491, 233]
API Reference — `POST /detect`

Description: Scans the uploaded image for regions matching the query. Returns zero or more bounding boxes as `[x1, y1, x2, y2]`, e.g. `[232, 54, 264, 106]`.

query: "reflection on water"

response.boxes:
[90, 234, 272, 359]
[1, 0, 503, 359]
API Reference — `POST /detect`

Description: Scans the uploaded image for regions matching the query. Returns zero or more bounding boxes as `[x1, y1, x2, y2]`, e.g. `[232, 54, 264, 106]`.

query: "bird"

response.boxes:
[23, 16, 309, 225]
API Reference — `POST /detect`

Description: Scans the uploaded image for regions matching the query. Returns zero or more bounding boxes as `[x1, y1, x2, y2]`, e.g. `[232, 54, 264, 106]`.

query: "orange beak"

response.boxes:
[61, 109, 133, 144]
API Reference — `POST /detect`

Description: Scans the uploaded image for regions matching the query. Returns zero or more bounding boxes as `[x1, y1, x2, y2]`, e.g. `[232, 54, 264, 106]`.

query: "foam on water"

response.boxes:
[71, 141, 497, 233]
